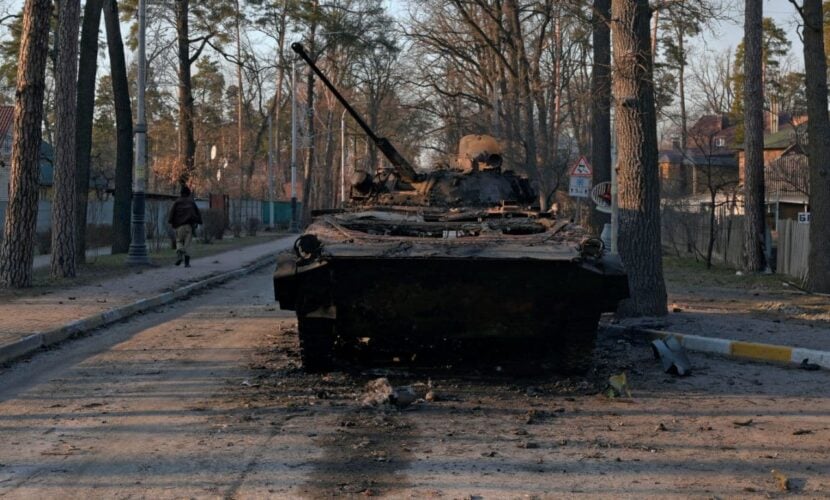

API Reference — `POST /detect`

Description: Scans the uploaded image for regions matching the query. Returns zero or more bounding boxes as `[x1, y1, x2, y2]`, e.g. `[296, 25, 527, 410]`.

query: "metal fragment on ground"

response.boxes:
[651, 337, 692, 376]
[606, 372, 631, 398]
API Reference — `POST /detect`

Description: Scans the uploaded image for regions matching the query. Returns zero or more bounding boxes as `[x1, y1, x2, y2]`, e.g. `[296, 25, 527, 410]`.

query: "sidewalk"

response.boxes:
[0, 235, 296, 364]
[32, 246, 113, 270]
[611, 266, 830, 369]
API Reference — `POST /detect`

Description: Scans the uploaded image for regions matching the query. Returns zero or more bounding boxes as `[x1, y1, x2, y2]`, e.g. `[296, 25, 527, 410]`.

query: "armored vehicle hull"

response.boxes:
[275, 42, 629, 373]
[274, 208, 628, 372]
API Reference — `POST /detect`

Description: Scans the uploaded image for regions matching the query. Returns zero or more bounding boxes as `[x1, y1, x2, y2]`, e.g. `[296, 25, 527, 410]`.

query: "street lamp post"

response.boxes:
[126, 0, 149, 265]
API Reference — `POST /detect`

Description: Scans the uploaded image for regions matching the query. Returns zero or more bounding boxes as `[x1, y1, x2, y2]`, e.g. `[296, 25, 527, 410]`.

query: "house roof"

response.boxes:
[734, 122, 805, 151]
[658, 150, 737, 168]
[689, 114, 731, 136]
[763, 125, 801, 149]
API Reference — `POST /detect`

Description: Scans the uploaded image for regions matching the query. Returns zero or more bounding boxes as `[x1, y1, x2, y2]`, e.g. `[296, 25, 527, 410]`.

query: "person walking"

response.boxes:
[167, 185, 202, 267]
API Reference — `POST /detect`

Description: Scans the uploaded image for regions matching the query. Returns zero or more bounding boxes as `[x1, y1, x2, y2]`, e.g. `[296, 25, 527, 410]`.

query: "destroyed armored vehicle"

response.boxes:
[274, 43, 629, 373]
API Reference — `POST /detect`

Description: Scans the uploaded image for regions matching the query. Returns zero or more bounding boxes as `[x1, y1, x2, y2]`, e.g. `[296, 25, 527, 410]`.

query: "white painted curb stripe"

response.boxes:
[605, 324, 830, 370]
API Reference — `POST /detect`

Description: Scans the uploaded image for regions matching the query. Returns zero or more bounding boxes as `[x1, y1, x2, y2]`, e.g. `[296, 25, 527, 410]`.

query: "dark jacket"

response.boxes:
[168, 196, 203, 229]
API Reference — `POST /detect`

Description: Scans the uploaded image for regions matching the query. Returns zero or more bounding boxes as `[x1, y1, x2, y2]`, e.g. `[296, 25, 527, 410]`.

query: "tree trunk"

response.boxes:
[322, 108, 335, 206]
[742, 0, 766, 271]
[105, 0, 133, 254]
[74, 0, 103, 264]
[801, 0, 830, 292]
[505, 0, 539, 202]
[301, 23, 317, 226]
[611, 0, 667, 317]
[0, 0, 52, 288]
[676, 29, 696, 196]
[589, 0, 611, 234]
[235, 0, 245, 225]
[176, 0, 196, 183]
[707, 188, 716, 269]
[273, 0, 288, 207]
[678, 32, 688, 148]
[50, 0, 81, 278]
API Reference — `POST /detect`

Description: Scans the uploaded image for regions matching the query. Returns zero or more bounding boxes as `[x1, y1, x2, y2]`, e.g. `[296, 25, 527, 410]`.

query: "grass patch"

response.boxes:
[0, 233, 286, 301]
[662, 255, 785, 291]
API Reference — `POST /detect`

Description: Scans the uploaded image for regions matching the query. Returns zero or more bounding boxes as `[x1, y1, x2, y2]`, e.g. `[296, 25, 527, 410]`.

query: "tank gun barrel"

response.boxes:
[291, 42, 420, 183]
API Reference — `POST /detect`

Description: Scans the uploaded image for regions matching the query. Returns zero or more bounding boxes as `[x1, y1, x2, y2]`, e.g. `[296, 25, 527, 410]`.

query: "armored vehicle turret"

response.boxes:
[273, 43, 629, 373]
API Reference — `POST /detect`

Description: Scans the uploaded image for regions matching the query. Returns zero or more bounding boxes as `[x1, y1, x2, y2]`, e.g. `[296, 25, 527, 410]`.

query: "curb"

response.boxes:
[0, 254, 278, 366]
[605, 324, 830, 370]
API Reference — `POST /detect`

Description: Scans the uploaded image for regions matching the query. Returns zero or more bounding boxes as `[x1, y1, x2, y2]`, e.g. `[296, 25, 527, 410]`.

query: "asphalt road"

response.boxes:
[1, 266, 828, 498]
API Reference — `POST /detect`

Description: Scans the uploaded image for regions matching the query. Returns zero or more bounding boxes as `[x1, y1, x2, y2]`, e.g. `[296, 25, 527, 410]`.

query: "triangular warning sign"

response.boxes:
[570, 156, 592, 177]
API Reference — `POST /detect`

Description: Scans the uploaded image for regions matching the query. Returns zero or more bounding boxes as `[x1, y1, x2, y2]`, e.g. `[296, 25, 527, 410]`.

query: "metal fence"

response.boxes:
[661, 206, 745, 269]
[777, 219, 810, 281]
[661, 206, 811, 280]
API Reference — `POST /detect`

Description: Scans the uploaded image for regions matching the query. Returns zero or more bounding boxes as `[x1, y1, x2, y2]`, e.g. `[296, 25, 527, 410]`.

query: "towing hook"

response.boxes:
[294, 234, 322, 263]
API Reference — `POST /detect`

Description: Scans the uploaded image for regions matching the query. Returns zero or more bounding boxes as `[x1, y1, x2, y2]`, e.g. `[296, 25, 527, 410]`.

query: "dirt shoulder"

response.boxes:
[617, 256, 830, 351]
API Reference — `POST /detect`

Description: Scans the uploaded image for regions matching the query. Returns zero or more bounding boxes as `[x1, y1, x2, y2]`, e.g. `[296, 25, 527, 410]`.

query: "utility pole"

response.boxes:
[289, 59, 299, 232]
[126, 0, 149, 266]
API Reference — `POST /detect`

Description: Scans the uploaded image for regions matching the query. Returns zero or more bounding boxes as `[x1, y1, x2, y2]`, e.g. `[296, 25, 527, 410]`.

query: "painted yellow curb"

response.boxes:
[730, 341, 793, 363]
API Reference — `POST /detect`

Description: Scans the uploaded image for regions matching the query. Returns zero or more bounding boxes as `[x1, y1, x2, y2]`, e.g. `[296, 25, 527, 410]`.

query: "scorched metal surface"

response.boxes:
[273, 43, 629, 372]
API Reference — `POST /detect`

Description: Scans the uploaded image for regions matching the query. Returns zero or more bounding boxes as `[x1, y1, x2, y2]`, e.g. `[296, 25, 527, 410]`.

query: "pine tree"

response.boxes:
[742, 0, 766, 272]
[75, 0, 104, 264]
[50, 0, 81, 278]
[104, 0, 133, 254]
[0, 0, 53, 288]
[589, 0, 611, 234]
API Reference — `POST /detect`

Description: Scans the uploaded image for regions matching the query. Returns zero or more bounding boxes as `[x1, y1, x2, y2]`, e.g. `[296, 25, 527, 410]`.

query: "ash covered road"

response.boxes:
[0, 267, 828, 498]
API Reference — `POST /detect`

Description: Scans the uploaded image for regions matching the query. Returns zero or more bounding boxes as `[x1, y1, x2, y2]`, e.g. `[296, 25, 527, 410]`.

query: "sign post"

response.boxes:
[569, 156, 592, 223]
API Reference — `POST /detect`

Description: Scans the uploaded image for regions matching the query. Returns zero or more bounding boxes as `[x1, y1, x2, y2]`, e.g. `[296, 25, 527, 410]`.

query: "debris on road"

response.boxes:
[606, 372, 631, 398]
[392, 386, 418, 407]
[651, 337, 692, 376]
[800, 359, 821, 371]
[362, 378, 394, 407]
[732, 418, 754, 427]
[361, 378, 425, 408]
[771, 469, 793, 491]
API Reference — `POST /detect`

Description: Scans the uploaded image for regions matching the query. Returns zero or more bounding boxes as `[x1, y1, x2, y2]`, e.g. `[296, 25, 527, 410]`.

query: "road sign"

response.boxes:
[591, 181, 612, 213]
[798, 212, 811, 224]
[570, 156, 593, 177]
[569, 176, 591, 198]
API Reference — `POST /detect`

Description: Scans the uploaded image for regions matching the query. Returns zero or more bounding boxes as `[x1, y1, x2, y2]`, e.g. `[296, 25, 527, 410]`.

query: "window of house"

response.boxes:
[715, 137, 725, 148]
